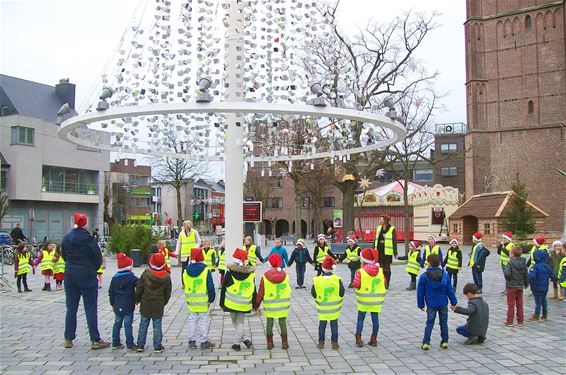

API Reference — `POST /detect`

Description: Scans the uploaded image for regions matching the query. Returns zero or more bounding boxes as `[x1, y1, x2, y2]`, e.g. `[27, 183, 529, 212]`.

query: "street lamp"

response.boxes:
[97, 87, 114, 111]
[310, 83, 326, 107]
[196, 77, 213, 103]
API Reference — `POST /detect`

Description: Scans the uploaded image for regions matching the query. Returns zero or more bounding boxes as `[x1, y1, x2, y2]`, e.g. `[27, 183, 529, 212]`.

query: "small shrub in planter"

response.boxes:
[109, 224, 166, 263]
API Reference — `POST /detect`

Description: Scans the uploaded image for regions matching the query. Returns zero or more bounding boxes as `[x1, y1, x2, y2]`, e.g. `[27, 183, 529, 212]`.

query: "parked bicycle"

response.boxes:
[1, 245, 15, 265]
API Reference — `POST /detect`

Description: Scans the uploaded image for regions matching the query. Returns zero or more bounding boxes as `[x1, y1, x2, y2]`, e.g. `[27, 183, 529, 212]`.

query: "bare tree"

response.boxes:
[103, 174, 116, 227]
[300, 164, 335, 236]
[0, 193, 10, 224]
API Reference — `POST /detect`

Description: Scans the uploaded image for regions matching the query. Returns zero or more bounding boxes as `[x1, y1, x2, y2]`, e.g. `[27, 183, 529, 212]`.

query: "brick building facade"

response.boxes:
[464, 0, 566, 236]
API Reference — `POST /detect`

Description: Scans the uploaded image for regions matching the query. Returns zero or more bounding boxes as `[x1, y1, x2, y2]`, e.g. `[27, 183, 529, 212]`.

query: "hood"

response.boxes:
[227, 263, 254, 280]
[263, 268, 287, 283]
[509, 256, 527, 271]
[185, 262, 207, 277]
[112, 270, 134, 279]
[425, 267, 447, 290]
[362, 263, 380, 276]
[533, 249, 547, 264]
[145, 268, 170, 283]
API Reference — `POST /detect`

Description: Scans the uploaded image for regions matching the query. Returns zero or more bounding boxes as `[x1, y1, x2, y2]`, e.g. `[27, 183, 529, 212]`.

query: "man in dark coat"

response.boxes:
[10, 223, 26, 244]
[61, 213, 110, 350]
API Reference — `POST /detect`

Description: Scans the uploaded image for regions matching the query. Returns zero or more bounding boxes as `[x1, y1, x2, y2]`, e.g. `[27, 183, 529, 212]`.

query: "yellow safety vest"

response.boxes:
[203, 248, 215, 271]
[245, 245, 257, 267]
[218, 250, 226, 271]
[41, 250, 54, 272]
[559, 257, 566, 288]
[180, 230, 198, 259]
[356, 268, 386, 313]
[224, 273, 255, 312]
[262, 274, 291, 318]
[529, 245, 549, 266]
[499, 242, 514, 266]
[470, 243, 482, 267]
[183, 268, 209, 313]
[345, 246, 361, 263]
[445, 249, 460, 271]
[313, 274, 343, 321]
[160, 248, 170, 268]
[376, 225, 395, 256]
[406, 250, 420, 276]
[424, 244, 441, 267]
[17, 253, 31, 275]
[316, 246, 330, 264]
[53, 255, 65, 274]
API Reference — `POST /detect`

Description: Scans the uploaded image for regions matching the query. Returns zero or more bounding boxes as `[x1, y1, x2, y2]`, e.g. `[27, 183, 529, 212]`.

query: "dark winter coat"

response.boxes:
[61, 228, 102, 288]
[288, 247, 313, 266]
[417, 267, 457, 309]
[454, 297, 489, 338]
[471, 243, 490, 272]
[135, 269, 172, 318]
[503, 256, 529, 289]
[528, 250, 558, 296]
[108, 271, 139, 315]
[220, 263, 257, 313]
[185, 262, 215, 303]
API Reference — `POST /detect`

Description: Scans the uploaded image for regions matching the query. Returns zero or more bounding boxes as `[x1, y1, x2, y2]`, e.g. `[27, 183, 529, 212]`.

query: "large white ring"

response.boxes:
[58, 102, 406, 161]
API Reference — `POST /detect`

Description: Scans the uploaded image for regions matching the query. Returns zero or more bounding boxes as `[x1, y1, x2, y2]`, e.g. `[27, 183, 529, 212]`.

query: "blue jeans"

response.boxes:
[349, 268, 356, 284]
[356, 311, 379, 336]
[296, 263, 306, 287]
[422, 306, 448, 345]
[113, 313, 134, 347]
[534, 294, 548, 317]
[137, 315, 163, 349]
[456, 324, 470, 338]
[318, 319, 338, 342]
[472, 268, 483, 289]
[64, 281, 100, 342]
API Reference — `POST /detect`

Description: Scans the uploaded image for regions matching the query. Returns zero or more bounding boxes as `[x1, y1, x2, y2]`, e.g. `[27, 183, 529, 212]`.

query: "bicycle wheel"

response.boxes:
[2, 246, 15, 265]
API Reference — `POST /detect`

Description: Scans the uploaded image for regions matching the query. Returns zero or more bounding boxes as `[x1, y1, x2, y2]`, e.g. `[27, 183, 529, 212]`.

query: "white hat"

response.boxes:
[296, 238, 305, 246]
[428, 234, 437, 242]
[317, 233, 326, 241]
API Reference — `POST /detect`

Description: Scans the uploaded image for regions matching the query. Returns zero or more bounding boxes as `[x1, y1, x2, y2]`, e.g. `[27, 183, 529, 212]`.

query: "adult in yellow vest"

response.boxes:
[311, 256, 344, 350]
[338, 237, 361, 287]
[314, 234, 336, 276]
[497, 231, 515, 295]
[421, 234, 443, 268]
[374, 216, 397, 289]
[35, 242, 56, 291]
[219, 248, 257, 352]
[255, 253, 291, 350]
[469, 231, 490, 294]
[176, 220, 201, 285]
[549, 240, 564, 300]
[443, 238, 462, 291]
[14, 243, 33, 292]
[243, 236, 265, 268]
[183, 248, 216, 349]
[353, 248, 386, 347]
[527, 236, 550, 268]
[398, 240, 423, 290]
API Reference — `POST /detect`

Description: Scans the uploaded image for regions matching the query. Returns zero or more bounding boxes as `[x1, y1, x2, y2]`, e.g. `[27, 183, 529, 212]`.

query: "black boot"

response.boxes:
[46, 283, 51, 291]
[42, 283, 48, 291]
[405, 280, 416, 291]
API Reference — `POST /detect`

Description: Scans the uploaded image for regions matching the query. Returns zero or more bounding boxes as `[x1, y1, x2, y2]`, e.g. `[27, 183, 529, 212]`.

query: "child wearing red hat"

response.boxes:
[135, 253, 172, 353]
[352, 248, 386, 347]
[497, 231, 515, 294]
[109, 253, 139, 350]
[219, 248, 258, 351]
[255, 253, 291, 350]
[469, 232, 490, 293]
[397, 240, 422, 291]
[527, 236, 550, 268]
[311, 255, 345, 350]
[338, 237, 361, 288]
[183, 248, 216, 349]
[444, 239, 462, 291]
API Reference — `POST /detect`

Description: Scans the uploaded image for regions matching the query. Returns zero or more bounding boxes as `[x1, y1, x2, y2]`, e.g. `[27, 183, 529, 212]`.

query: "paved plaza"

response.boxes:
[1, 244, 565, 375]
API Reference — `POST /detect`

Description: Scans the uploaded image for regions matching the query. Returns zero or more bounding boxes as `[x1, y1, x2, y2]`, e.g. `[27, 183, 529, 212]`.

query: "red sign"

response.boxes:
[243, 201, 262, 222]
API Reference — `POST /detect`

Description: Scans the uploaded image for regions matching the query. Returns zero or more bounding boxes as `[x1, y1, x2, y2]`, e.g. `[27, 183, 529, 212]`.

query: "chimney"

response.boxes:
[55, 78, 76, 109]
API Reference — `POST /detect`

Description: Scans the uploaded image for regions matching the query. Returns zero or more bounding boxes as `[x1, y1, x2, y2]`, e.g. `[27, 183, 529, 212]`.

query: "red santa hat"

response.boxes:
[410, 240, 422, 249]
[321, 256, 337, 272]
[347, 236, 356, 244]
[116, 253, 133, 272]
[428, 234, 437, 242]
[360, 248, 379, 265]
[149, 253, 166, 270]
[472, 231, 483, 242]
[317, 233, 326, 241]
[190, 248, 204, 263]
[233, 248, 248, 265]
[533, 236, 545, 247]
[268, 253, 282, 271]
[449, 238, 459, 246]
[73, 213, 88, 228]
[502, 231, 513, 242]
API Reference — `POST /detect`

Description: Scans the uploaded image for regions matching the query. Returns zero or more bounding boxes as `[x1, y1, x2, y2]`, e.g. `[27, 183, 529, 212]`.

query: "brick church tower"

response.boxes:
[464, 0, 566, 235]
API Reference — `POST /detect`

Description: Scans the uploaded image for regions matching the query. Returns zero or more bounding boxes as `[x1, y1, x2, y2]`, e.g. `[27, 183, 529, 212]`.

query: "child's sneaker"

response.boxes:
[127, 345, 138, 351]
[331, 342, 340, 350]
[154, 345, 165, 353]
[517, 322, 524, 327]
[91, 340, 111, 350]
[528, 315, 539, 322]
[136, 346, 145, 352]
[112, 343, 125, 350]
[243, 339, 253, 349]
[201, 341, 215, 349]
[540, 315, 547, 321]
[189, 341, 197, 349]
[231, 344, 241, 351]
[63, 340, 73, 349]
[420, 343, 430, 351]
[440, 342, 449, 349]
[504, 321, 514, 327]
[317, 341, 324, 349]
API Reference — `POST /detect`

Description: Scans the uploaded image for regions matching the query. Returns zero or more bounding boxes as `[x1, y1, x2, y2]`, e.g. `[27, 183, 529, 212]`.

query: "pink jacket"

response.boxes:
[352, 264, 381, 289]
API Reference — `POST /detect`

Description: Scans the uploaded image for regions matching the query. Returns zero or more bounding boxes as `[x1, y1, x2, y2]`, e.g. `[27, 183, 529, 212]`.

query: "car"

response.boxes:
[0, 231, 11, 246]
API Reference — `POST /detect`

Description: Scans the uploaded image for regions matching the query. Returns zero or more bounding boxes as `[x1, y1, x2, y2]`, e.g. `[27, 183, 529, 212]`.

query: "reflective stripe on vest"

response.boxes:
[53, 256, 65, 274]
[345, 246, 360, 263]
[160, 249, 170, 267]
[529, 245, 549, 266]
[356, 268, 386, 313]
[445, 249, 460, 270]
[218, 251, 226, 271]
[316, 246, 329, 264]
[376, 225, 395, 256]
[180, 230, 197, 259]
[204, 248, 215, 270]
[17, 253, 31, 275]
[263, 274, 291, 318]
[424, 244, 440, 267]
[405, 250, 420, 275]
[499, 242, 514, 266]
[246, 245, 257, 267]
[41, 250, 54, 271]
[224, 273, 255, 312]
[314, 274, 343, 321]
[559, 257, 566, 288]
[183, 269, 209, 313]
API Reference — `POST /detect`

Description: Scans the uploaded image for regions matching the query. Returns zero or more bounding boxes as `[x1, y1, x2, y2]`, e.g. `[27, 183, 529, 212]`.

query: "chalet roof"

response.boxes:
[449, 192, 549, 219]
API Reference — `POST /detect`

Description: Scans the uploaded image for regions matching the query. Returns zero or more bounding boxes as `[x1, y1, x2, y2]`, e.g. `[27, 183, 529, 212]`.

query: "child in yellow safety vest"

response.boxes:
[444, 238, 463, 291]
[311, 256, 345, 350]
[34, 242, 56, 291]
[549, 241, 564, 300]
[201, 239, 216, 273]
[313, 234, 336, 276]
[338, 237, 361, 288]
[183, 248, 216, 349]
[527, 236, 550, 268]
[219, 248, 258, 351]
[255, 253, 291, 350]
[53, 244, 65, 291]
[14, 243, 33, 293]
[398, 240, 423, 291]
[156, 240, 177, 273]
[557, 244, 566, 317]
[97, 248, 107, 289]
[352, 248, 386, 347]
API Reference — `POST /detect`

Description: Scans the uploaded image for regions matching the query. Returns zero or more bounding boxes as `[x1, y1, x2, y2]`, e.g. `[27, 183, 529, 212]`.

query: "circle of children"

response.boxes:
[13, 218, 566, 353]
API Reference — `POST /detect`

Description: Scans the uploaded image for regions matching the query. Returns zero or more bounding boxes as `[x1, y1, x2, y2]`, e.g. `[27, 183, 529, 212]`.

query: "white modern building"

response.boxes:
[0, 75, 109, 241]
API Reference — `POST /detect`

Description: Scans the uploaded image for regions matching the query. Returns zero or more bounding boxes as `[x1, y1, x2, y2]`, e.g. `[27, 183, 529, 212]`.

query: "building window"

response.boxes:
[440, 167, 458, 177]
[452, 223, 460, 234]
[268, 197, 283, 209]
[440, 143, 458, 153]
[483, 222, 491, 235]
[525, 15, 532, 29]
[302, 197, 311, 208]
[11, 126, 34, 145]
[129, 197, 151, 207]
[527, 100, 534, 114]
[323, 197, 336, 208]
[0, 170, 6, 191]
[414, 169, 434, 183]
[193, 187, 208, 199]
[42, 166, 98, 194]
[129, 175, 149, 186]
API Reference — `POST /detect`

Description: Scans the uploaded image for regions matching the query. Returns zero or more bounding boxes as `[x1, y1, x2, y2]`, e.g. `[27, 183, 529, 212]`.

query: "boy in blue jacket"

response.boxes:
[417, 253, 457, 350]
[108, 253, 139, 350]
[528, 249, 557, 321]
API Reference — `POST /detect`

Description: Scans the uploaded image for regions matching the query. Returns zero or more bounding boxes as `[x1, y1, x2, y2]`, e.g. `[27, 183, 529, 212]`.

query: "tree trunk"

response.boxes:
[294, 194, 302, 239]
[313, 203, 322, 236]
[176, 185, 183, 229]
[341, 182, 357, 235]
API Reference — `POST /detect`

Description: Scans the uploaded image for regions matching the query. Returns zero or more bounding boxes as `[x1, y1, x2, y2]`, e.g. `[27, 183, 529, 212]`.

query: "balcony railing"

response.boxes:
[42, 181, 98, 195]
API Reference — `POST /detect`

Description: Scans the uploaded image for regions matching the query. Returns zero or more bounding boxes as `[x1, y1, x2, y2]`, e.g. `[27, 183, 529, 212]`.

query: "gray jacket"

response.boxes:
[454, 297, 489, 337]
[503, 257, 529, 289]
